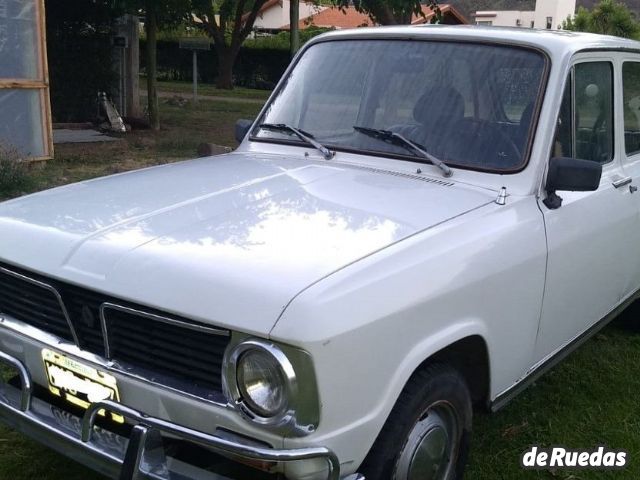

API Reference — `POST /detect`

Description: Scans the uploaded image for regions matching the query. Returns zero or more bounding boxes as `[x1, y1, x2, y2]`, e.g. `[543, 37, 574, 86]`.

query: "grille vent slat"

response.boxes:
[0, 262, 230, 397]
[349, 164, 455, 187]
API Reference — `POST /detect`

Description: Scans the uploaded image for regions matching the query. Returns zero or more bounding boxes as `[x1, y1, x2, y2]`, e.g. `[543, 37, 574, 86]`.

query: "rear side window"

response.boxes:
[623, 62, 640, 156]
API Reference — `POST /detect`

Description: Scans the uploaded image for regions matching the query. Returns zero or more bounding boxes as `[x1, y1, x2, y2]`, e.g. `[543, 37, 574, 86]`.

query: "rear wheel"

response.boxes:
[360, 364, 472, 480]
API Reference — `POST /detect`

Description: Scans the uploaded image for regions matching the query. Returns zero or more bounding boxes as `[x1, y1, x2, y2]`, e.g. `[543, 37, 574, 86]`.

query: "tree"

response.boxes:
[192, 0, 270, 89]
[562, 0, 640, 39]
[145, 0, 160, 130]
[333, 0, 441, 25]
[121, 0, 191, 130]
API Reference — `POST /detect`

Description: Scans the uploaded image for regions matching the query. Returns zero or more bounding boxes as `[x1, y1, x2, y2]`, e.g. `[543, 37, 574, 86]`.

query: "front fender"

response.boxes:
[271, 196, 546, 474]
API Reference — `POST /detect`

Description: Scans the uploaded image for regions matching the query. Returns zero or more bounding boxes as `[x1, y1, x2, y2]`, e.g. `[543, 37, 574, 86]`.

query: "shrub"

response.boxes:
[140, 28, 330, 89]
[243, 27, 332, 50]
[562, 0, 640, 39]
[0, 143, 31, 200]
[140, 40, 291, 89]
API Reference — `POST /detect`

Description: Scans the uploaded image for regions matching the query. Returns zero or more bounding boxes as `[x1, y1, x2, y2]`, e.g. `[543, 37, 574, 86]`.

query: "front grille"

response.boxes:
[0, 262, 230, 398]
[0, 267, 73, 342]
[104, 306, 228, 393]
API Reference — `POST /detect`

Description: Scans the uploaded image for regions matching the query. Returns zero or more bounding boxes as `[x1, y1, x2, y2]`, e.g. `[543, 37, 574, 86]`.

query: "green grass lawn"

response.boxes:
[1, 98, 640, 478]
[467, 318, 640, 479]
[1, 98, 264, 201]
[149, 79, 272, 101]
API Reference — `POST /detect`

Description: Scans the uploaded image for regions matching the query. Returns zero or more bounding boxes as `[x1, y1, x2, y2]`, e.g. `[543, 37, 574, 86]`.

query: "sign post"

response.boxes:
[192, 50, 198, 102]
[179, 38, 212, 105]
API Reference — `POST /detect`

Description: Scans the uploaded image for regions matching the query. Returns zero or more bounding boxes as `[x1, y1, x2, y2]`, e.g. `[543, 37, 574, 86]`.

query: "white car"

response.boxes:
[0, 25, 637, 480]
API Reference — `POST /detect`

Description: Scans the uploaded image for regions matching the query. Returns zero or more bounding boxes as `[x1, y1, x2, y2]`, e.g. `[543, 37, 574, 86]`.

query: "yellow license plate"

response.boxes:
[42, 349, 124, 423]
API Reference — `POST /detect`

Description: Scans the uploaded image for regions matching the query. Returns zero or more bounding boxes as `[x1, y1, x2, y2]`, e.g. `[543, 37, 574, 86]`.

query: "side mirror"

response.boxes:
[543, 157, 602, 209]
[235, 119, 254, 143]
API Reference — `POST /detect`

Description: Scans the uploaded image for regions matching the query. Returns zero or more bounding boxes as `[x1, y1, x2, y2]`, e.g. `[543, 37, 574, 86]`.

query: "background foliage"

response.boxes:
[140, 27, 329, 90]
[333, 0, 440, 25]
[140, 39, 292, 89]
[563, 0, 640, 39]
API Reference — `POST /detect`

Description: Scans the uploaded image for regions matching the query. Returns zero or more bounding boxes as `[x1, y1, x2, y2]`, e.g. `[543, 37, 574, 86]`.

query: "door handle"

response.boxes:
[613, 176, 633, 188]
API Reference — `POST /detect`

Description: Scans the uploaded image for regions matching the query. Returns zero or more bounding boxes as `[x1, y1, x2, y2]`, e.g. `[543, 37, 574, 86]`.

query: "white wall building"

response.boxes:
[252, 0, 326, 32]
[534, 0, 577, 29]
[474, 10, 536, 28]
[475, 0, 578, 30]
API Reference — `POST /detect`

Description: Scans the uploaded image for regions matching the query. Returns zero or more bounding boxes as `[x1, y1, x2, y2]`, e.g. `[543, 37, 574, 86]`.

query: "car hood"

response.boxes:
[0, 153, 493, 335]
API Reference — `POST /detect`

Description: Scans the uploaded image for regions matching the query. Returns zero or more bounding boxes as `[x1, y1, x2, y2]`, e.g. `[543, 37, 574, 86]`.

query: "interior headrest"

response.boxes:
[413, 86, 465, 126]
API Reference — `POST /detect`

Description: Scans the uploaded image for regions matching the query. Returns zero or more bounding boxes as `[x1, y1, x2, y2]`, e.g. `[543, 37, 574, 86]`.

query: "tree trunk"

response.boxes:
[373, 4, 398, 25]
[216, 47, 238, 90]
[399, 11, 413, 24]
[290, 0, 300, 58]
[145, 0, 160, 130]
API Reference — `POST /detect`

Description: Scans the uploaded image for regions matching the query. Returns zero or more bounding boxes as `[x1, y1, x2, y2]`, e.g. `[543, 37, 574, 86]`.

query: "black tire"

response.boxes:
[359, 363, 472, 480]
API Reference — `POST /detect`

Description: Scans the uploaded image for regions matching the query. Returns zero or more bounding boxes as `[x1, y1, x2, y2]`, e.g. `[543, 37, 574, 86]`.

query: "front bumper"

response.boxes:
[0, 350, 360, 480]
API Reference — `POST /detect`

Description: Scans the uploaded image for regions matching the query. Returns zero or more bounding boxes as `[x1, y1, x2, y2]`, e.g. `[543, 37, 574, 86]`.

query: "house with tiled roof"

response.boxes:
[250, 0, 327, 33]
[288, 4, 468, 30]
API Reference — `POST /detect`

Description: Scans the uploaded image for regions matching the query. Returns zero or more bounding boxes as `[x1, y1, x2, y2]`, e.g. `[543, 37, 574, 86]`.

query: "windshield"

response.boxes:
[253, 39, 547, 172]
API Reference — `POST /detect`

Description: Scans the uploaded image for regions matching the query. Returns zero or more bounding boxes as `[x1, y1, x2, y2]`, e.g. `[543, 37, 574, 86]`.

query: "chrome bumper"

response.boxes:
[0, 350, 360, 480]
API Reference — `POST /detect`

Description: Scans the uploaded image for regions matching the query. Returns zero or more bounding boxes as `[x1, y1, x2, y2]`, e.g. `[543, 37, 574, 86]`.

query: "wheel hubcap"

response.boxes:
[394, 403, 460, 480]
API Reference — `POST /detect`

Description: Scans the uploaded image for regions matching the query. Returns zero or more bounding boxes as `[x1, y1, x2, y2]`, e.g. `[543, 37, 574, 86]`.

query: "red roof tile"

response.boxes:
[290, 4, 467, 30]
[300, 6, 374, 29]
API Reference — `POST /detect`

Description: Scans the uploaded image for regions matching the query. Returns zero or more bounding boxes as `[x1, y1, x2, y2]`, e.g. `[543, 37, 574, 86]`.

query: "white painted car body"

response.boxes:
[1, 25, 640, 479]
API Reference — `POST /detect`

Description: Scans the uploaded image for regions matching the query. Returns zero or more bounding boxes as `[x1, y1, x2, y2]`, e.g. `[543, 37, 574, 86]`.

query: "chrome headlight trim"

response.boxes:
[225, 339, 297, 424]
[223, 337, 319, 436]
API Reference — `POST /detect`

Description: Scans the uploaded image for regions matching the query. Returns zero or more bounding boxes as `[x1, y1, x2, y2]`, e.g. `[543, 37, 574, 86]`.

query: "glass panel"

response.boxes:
[623, 62, 640, 156]
[0, 0, 40, 79]
[257, 40, 546, 172]
[552, 77, 572, 158]
[0, 89, 45, 157]
[574, 62, 613, 164]
[495, 66, 540, 122]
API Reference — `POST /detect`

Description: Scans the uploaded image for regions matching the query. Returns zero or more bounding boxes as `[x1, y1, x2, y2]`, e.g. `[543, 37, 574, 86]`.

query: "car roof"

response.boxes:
[310, 24, 640, 59]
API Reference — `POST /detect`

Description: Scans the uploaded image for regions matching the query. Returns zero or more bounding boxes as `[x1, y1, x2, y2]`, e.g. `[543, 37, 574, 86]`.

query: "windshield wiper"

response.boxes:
[353, 126, 452, 178]
[259, 123, 334, 160]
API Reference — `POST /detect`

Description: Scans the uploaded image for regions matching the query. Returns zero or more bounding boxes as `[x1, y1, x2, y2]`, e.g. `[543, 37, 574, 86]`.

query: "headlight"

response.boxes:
[224, 339, 298, 425]
[237, 349, 287, 417]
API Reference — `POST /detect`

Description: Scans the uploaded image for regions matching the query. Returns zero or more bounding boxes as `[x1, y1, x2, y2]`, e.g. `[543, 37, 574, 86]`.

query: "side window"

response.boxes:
[623, 62, 640, 155]
[554, 62, 614, 163]
[575, 62, 614, 163]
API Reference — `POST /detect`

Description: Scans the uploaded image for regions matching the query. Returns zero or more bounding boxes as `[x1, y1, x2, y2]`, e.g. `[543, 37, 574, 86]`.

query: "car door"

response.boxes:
[619, 56, 640, 287]
[534, 56, 640, 363]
